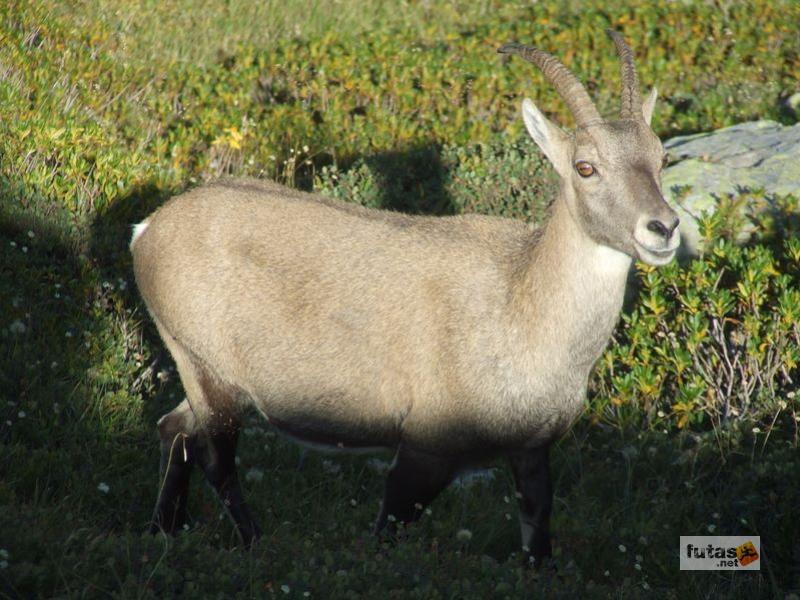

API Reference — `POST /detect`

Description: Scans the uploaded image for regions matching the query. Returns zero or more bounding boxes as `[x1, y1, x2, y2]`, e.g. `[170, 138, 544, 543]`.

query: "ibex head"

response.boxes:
[499, 29, 679, 265]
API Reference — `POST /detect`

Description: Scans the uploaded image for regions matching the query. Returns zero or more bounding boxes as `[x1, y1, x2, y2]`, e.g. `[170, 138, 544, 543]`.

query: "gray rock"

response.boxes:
[661, 120, 800, 254]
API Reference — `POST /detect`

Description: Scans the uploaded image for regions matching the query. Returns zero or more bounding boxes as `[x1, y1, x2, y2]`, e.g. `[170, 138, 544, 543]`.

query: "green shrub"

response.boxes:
[592, 195, 800, 435]
[1, 1, 798, 218]
[315, 137, 555, 220]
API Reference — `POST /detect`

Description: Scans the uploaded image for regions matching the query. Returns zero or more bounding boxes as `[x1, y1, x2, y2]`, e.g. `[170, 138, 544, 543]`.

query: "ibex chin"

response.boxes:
[132, 30, 679, 565]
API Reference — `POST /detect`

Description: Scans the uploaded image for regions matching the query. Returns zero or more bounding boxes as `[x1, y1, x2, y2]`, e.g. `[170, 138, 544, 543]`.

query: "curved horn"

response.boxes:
[498, 42, 602, 128]
[605, 29, 642, 120]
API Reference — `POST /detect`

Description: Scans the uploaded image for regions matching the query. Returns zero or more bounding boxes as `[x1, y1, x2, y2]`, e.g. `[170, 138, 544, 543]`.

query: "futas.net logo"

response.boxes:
[680, 536, 760, 570]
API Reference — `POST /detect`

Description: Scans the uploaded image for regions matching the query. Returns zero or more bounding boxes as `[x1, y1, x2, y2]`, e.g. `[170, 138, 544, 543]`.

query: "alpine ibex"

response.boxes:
[132, 30, 679, 565]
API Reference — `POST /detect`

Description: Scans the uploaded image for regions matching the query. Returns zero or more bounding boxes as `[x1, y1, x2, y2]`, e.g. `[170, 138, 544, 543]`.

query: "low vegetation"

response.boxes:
[1, 0, 798, 597]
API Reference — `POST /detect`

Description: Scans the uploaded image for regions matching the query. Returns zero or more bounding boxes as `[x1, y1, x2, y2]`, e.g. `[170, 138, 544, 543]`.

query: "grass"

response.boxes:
[1, 0, 799, 597]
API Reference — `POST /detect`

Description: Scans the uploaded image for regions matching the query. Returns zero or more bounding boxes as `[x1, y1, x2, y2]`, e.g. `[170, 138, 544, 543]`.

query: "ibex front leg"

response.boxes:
[374, 445, 456, 535]
[508, 445, 553, 567]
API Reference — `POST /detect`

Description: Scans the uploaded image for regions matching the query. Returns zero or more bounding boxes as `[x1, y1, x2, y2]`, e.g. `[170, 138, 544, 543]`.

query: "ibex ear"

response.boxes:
[522, 98, 571, 177]
[642, 87, 657, 126]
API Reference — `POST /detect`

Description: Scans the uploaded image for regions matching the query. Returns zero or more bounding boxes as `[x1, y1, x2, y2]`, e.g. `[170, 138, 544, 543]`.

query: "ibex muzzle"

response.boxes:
[132, 30, 678, 567]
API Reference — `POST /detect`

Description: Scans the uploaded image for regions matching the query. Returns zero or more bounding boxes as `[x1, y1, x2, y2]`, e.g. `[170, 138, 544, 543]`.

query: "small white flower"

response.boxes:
[752, 427, 761, 434]
[302, 145, 309, 153]
[642, 582, 650, 590]
[281, 584, 290, 594]
[27, 230, 35, 238]
[505, 513, 512, 520]
[604, 570, 610, 577]
[634, 563, 642, 571]
[456, 528, 472, 542]
[17, 411, 25, 418]
[0, 549, 9, 559]
[97, 482, 110, 494]
[618, 544, 627, 553]
[303, 592, 310, 598]
[712, 512, 720, 519]
[245, 468, 264, 483]
[707, 524, 716, 533]
[349, 499, 357, 507]
[321, 459, 341, 475]
[503, 495, 510, 504]
[21, 246, 28, 253]
[9, 320, 26, 335]
[9, 241, 16, 247]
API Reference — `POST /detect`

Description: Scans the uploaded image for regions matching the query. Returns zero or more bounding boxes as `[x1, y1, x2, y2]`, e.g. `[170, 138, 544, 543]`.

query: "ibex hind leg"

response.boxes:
[149, 320, 260, 546]
[150, 398, 197, 535]
[194, 419, 261, 546]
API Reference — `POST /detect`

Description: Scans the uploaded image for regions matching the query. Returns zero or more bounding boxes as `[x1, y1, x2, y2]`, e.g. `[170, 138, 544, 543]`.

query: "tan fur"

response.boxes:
[132, 44, 678, 464]
[137, 178, 635, 457]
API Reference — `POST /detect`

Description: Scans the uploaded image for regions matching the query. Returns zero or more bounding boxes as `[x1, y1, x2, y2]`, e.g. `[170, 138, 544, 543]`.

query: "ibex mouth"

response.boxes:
[634, 241, 679, 266]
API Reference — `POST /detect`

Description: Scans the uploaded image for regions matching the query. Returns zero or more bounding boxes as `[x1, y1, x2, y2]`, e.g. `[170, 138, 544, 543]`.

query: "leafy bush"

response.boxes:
[315, 137, 555, 220]
[592, 195, 800, 436]
[1, 0, 798, 219]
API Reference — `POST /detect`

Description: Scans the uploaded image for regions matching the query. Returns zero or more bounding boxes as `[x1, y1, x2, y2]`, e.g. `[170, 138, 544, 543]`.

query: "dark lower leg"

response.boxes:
[508, 446, 552, 567]
[151, 422, 195, 534]
[195, 428, 261, 546]
[374, 446, 455, 534]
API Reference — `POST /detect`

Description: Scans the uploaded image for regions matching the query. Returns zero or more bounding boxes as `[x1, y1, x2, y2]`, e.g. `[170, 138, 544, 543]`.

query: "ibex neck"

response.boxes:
[510, 194, 632, 366]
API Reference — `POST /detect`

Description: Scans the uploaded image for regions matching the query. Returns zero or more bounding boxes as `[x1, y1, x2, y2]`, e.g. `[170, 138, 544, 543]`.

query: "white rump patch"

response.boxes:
[129, 220, 149, 250]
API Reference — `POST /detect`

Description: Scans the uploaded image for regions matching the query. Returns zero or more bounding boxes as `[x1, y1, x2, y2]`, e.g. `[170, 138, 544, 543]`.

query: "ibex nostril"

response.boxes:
[668, 216, 680, 236]
[647, 220, 670, 239]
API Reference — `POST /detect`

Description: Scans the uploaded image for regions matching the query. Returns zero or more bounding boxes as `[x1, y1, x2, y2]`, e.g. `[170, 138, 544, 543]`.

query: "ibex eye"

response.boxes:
[575, 161, 594, 177]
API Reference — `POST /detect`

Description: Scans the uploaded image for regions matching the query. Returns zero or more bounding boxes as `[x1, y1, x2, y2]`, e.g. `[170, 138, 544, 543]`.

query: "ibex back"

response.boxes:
[132, 30, 679, 566]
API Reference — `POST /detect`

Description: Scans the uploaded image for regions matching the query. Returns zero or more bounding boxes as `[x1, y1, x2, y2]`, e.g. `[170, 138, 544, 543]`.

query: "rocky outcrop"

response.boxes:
[662, 120, 800, 253]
